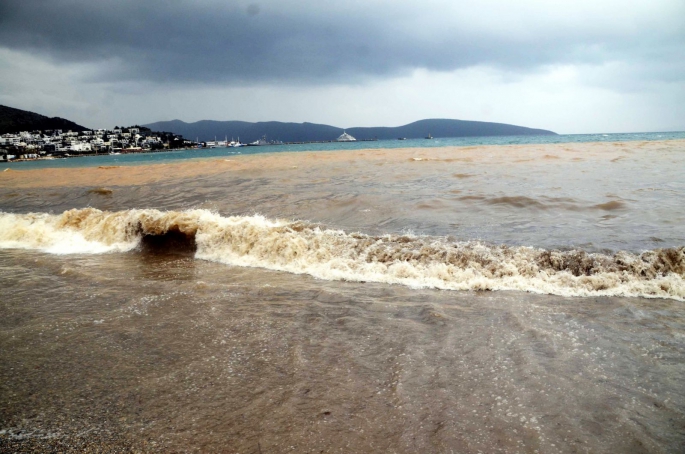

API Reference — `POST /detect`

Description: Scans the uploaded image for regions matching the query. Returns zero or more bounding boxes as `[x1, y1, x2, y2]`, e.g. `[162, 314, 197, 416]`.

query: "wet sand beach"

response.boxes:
[1, 140, 684, 452]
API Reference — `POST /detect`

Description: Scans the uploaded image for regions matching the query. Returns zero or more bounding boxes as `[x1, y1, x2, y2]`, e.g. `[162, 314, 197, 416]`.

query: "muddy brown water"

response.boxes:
[1, 141, 684, 452]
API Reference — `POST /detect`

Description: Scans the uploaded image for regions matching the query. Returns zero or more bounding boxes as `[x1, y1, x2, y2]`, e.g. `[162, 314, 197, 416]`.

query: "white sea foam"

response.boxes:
[0, 208, 683, 300]
[0, 211, 137, 254]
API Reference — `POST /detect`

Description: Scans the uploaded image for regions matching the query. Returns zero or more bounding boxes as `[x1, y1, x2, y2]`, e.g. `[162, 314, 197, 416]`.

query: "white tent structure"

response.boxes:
[336, 131, 356, 142]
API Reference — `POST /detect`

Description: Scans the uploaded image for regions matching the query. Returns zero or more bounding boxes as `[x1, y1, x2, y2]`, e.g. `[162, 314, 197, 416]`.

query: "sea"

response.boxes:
[1, 133, 684, 452]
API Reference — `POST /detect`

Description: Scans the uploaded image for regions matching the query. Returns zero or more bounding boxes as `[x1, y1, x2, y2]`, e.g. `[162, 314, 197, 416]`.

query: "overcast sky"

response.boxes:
[1, 0, 683, 133]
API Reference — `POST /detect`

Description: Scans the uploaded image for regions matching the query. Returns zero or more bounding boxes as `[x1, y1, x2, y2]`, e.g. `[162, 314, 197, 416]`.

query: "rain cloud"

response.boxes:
[0, 0, 684, 133]
[1, 0, 683, 87]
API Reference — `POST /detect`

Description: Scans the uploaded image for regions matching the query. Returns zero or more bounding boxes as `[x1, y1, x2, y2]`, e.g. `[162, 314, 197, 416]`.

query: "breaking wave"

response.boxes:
[0, 208, 683, 300]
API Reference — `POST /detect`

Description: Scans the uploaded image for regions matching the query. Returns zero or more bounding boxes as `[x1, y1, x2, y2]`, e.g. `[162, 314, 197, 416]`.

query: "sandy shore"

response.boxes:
[2, 139, 683, 189]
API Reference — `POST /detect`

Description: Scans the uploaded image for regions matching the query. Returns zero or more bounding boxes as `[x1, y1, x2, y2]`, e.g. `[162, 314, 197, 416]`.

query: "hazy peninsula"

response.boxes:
[144, 118, 557, 143]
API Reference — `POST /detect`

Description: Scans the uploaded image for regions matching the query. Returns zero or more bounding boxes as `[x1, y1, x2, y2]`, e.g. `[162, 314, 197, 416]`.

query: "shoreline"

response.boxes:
[3, 132, 685, 167]
[0, 146, 192, 164]
[1, 138, 684, 189]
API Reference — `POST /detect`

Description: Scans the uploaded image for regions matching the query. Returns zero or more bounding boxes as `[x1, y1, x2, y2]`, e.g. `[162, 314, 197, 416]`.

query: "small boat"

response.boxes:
[398, 137, 407, 140]
[230, 142, 245, 148]
[425, 134, 433, 139]
[248, 135, 271, 146]
[336, 131, 356, 142]
[229, 137, 246, 147]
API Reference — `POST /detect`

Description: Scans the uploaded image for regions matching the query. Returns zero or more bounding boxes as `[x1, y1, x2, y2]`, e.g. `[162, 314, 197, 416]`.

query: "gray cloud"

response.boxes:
[1, 0, 682, 87]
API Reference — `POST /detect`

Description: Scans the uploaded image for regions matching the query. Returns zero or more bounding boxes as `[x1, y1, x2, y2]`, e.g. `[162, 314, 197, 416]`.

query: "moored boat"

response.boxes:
[247, 135, 271, 146]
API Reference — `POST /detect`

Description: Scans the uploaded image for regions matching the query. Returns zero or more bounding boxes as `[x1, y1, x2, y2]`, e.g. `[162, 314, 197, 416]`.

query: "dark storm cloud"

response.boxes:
[0, 0, 683, 86]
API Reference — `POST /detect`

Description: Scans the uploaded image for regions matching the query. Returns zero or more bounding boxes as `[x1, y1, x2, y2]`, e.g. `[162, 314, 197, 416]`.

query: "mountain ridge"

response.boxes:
[0, 104, 557, 142]
[143, 118, 557, 142]
[0, 105, 89, 135]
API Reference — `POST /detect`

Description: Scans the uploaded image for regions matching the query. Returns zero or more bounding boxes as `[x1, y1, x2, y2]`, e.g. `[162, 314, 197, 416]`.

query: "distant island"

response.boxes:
[0, 104, 558, 162]
[144, 118, 557, 143]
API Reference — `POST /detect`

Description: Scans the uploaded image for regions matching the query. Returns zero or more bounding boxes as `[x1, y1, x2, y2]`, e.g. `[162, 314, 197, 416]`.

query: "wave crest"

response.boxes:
[1, 208, 683, 300]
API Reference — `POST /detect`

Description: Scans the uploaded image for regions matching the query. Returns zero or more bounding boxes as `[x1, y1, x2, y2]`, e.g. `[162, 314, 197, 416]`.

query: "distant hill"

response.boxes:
[350, 119, 557, 141]
[143, 118, 557, 142]
[0, 105, 89, 134]
[143, 120, 343, 143]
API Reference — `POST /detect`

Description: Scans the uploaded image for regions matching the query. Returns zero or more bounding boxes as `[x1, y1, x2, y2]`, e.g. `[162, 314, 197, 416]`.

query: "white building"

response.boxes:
[71, 142, 92, 152]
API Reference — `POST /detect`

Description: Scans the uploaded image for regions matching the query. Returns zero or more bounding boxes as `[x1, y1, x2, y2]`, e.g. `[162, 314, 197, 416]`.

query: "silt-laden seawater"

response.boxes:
[1, 140, 684, 452]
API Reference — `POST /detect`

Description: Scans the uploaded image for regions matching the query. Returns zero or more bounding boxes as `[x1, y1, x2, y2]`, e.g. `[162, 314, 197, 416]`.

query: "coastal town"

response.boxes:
[0, 126, 194, 161]
[0, 126, 367, 162]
